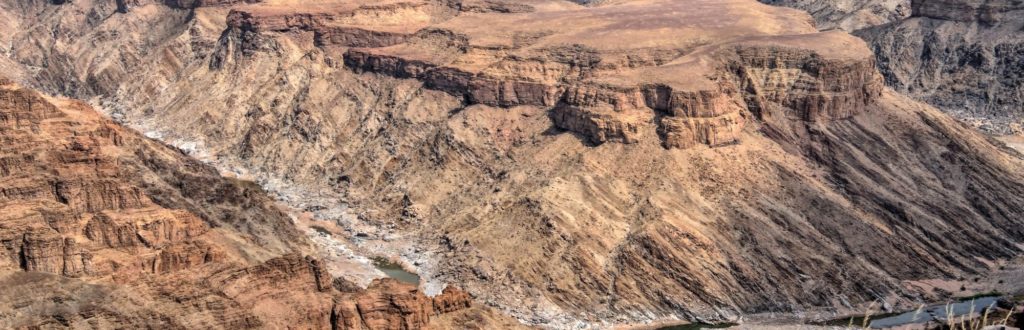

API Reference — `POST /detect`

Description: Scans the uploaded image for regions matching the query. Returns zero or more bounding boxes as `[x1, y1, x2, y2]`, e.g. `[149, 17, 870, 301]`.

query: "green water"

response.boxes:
[370, 257, 421, 285]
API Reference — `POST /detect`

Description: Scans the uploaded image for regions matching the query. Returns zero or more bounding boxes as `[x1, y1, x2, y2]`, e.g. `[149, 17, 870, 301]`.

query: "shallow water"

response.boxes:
[657, 323, 736, 330]
[869, 296, 1000, 328]
[371, 257, 421, 285]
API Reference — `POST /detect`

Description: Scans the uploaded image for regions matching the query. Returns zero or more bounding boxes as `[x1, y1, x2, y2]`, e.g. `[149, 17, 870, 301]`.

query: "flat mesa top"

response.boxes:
[438, 0, 819, 51]
[236, 0, 875, 89]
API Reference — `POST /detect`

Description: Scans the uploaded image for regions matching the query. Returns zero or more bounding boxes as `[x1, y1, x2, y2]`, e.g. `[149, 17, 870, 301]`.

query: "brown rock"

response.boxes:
[332, 278, 473, 330]
[0, 83, 474, 329]
[7, 0, 1024, 328]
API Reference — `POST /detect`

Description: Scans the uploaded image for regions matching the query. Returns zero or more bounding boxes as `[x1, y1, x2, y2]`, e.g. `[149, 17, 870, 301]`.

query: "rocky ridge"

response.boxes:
[0, 79, 476, 329]
[4, 0, 1024, 328]
[761, 0, 1024, 133]
[855, 0, 1024, 133]
[911, 0, 1024, 23]
[333, 0, 882, 149]
[758, 0, 911, 31]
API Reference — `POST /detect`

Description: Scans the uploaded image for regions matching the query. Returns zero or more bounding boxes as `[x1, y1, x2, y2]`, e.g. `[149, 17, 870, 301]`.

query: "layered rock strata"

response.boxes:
[855, 0, 1024, 132]
[757, 0, 911, 31]
[342, 0, 883, 149]
[0, 80, 474, 329]
[5, 0, 1024, 327]
[761, 0, 1024, 133]
[911, 0, 1024, 23]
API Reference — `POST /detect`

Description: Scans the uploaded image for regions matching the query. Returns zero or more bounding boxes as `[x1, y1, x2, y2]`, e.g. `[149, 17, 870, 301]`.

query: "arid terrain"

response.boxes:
[2, 0, 1024, 329]
[759, 0, 911, 31]
[0, 77, 514, 328]
[762, 0, 1024, 134]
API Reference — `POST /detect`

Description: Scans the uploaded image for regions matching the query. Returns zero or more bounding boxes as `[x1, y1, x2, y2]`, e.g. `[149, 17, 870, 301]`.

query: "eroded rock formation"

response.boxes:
[338, 1, 883, 149]
[758, 0, 911, 30]
[911, 0, 1024, 23]
[4, 0, 1024, 327]
[855, 0, 1024, 133]
[761, 0, 1024, 133]
[0, 80, 474, 329]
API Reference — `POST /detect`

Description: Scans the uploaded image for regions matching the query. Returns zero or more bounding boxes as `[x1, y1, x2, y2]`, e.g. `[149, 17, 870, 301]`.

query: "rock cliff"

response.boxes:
[0, 80, 475, 328]
[4, 0, 1024, 328]
[340, 1, 882, 149]
[761, 0, 1024, 133]
[854, 0, 1024, 133]
[758, 0, 911, 30]
[910, 0, 1024, 23]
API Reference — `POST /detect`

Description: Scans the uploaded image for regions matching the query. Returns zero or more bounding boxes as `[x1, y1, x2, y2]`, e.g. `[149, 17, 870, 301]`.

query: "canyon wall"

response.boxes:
[3, 0, 1024, 328]
[761, 0, 1024, 133]
[0, 80, 476, 328]
[855, 0, 1024, 133]
[758, 0, 911, 30]
[911, 0, 1024, 23]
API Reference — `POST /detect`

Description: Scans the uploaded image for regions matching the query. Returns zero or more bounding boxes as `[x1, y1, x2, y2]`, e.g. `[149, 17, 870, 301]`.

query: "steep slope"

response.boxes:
[855, 0, 1024, 133]
[3, 0, 1024, 327]
[757, 0, 911, 31]
[0, 78, 477, 329]
[761, 0, 1024, 134]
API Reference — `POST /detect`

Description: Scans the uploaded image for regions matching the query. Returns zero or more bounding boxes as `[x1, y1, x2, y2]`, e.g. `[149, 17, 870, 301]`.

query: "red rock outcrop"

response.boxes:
[0, 80, 474, 329]
[333, 279, 474, 330]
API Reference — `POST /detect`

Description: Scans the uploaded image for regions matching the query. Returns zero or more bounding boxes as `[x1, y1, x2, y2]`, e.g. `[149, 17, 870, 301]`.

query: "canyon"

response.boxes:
[761, 0, 1024, 134]
[0, 77, 506, 328]
[2, 0, 1024, 329]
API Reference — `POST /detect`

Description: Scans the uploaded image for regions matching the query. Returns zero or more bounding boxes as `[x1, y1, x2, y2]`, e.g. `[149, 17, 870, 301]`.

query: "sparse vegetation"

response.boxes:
[824, 300, 1020, 330]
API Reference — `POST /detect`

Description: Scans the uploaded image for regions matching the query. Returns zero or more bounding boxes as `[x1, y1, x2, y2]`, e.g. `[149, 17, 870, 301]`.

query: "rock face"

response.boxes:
[334, 280, 474, 330]
[762, 0, 1024, 133]
[0, 80, 473, 328]
[910, 0, 1024, 23]
[854, 0, 1024, 133]
[758, 0, 911, 30]
[4, 0, 1024, 328]
[340, 0, 882, 149]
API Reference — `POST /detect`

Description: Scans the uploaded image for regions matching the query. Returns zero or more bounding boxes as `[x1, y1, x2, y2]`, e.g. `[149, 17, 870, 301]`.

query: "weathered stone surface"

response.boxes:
[6, 0, 1024, 328]
[762, 0, 1024, 133]
[332, 279, 474, 330]
[854, 0, 1024, 133]
[0, 81, 473, 329]
[165, 0, 261, 9]
[758, 0, 911, 30]
[341, 1, 882, 149]
[911, 0, 1024, 23]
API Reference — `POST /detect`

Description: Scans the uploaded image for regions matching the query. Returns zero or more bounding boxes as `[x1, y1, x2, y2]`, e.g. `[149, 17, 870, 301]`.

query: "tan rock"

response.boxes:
[0, 81, 476, 329]
[6, 0, 1024, 328]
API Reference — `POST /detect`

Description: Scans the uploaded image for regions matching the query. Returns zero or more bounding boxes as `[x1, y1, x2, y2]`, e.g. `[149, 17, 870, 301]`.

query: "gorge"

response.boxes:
[2, 0, 1024, 328]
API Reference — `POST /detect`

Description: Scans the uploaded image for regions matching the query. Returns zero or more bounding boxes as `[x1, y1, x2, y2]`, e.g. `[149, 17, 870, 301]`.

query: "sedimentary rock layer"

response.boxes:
[761, 0, 1024, 133]
[911, 0, 1024, 23]
[0, 80, 474, 329]
[341, 0, 882, 149]
[5, 0, 1024, 327]
[854, 0, 1024, 132]
[758, 0, 911, 31]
